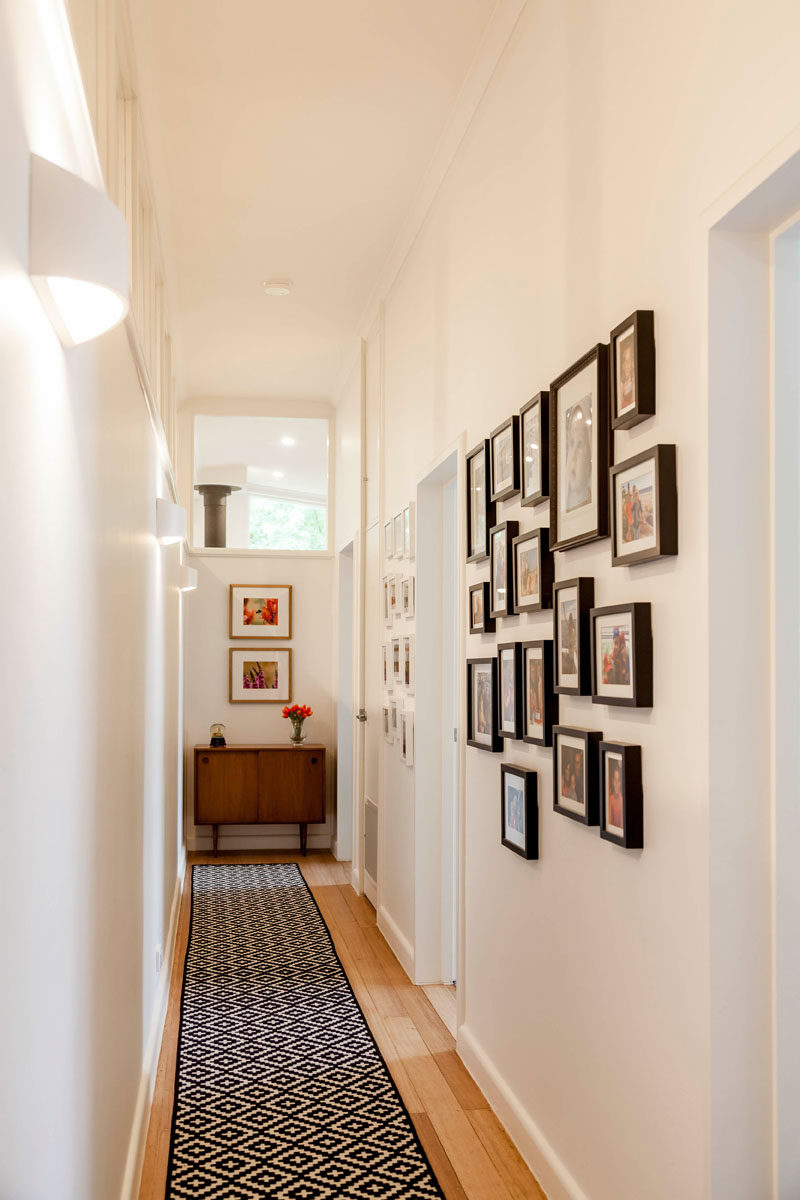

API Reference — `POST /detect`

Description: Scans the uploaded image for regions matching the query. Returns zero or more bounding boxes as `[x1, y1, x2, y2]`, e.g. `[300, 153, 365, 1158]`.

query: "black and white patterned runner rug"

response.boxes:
[165, 863, 445, 1199]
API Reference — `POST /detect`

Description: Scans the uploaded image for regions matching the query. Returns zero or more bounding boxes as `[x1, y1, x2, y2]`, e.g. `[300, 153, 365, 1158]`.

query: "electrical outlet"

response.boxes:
[155, 944, 163, 976]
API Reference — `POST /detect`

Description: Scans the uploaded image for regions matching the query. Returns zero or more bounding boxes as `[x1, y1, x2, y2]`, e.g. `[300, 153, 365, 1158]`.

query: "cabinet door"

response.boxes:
[258, 750, 325, 823]
[196, 751, 258, 824]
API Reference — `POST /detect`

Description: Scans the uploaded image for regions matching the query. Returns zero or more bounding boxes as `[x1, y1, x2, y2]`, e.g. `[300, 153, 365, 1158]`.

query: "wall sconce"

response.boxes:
[178, 565, 198, 592]
[155, 498, 187, 545]
[28, 154, 129, 346]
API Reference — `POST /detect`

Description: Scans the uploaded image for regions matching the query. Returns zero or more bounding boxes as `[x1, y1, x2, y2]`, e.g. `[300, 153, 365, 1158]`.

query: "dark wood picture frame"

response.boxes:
[552, 726, 602, 825]
[553, 576, 594, 695]
[466, 657, 502, 752]
[590, 602, 653, 708]
[489, 415, 520, 503]
[500, 764, 539, 860]
[549, 343, 611, 551]
[489, 520, 519, 619]
[466, 439, 495, 564]
[600, 741, 643, 849]
[610, 310, 655, 430]
[512, 527, 553, 614]
[520, 391, 549, 506]
[497, 641, 523, 740]
[610, 444, 678, 567]
[521, 639, 558, 747]
[468, 581, 495, 634]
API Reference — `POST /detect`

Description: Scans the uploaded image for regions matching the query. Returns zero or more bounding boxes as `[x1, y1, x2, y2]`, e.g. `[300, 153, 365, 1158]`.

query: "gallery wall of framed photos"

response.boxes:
[382, 501, 417, 769]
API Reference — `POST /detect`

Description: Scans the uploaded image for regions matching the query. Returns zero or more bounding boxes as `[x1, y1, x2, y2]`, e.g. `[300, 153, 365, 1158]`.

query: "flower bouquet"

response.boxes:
[282, 703, 313, 746]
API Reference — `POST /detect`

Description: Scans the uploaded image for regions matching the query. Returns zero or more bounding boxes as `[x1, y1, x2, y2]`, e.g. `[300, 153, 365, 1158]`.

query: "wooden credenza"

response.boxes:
[194, 744, 326, 856]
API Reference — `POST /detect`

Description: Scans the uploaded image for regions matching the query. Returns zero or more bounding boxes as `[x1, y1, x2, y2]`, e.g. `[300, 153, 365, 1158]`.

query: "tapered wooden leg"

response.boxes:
[299, 823, 308, 856]
[212, 825, 218, 856]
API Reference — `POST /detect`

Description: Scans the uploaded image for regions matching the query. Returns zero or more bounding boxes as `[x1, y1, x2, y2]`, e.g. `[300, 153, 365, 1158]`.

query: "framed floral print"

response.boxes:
[229, 647, 292, 703]
[466, 439, 495, 563]
[610, 310, 655, 430]
[520, 391, 549, 506]
[229, 584, 292, 639]
[549, 344, 610, 551]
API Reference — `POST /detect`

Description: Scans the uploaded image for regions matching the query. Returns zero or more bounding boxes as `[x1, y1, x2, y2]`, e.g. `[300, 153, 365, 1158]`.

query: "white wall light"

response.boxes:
[29, 154, 130, 346]
[178, 565, 198, 592]
[155, 498, 187, 545]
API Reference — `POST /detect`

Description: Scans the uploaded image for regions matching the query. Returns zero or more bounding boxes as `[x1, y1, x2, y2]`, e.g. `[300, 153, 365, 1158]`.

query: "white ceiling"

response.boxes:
[134, 0, 498, 402]
[194, 415, 329, 497]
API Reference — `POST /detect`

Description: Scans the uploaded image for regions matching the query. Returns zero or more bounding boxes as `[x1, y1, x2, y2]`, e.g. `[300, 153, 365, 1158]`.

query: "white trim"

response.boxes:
[363, 869, 378, 908]
[377, 904, 414, 980]
[186, 548, 334, 560]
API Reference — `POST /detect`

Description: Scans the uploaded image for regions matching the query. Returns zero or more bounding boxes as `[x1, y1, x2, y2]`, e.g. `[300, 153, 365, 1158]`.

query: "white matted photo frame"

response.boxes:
[553, 576, 594, 696]
[403, 502, 416, 559]
[590, 602, 653, 708]
[389, 698, 400, 737]
[549, 344, 610, 551]
[610, 444, 678, 567]
[383, 705, 393, 743]
[392, 637, 401, 683]
[466, 439, 495, 563]
[229, 647, 292, 703]
[490, 415, 520, 503]
[401, 709, 415, 765]
[500, 764, 538, 859]
[600, 740, 644, 848]
[393, 512, 404, 559]
[402, 576, 415, 618]
[520, 391, 549, 506]
[382, 642, 391, 690]
[521, 639, 558, 747]
[610, 310, 655, 430]
[229, 584, 292, 639]
[552, 726, 602, 825]
[512, 528, 553, 614]
[403, 634, 415, 693]
[384, 520, 393, 559]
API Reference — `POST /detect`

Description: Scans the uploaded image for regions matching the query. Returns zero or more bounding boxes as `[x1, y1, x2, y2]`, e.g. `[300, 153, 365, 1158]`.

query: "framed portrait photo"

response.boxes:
[383, 705, 393, 743]
[229, 584, 292, 640]
[501, 765, 538, 860]
[611, 444, 678, 567]
[468, 581, 494, 634]
[497, 642, 522, 740]
[403, 634, 415, 693]
[466, 439, 495, 563]
[520, 392, 549, 506]
[402, 575, 416, 618]
[512, 527, 553, 614]
[490, 415, 520, 503]
[393, 512, 404, 559]
[553, 576, 594, 695]
[590, 602, 653, 707]
[489, 520, 518, 619]
[600, 741, 643, 849]
[553, 726, 602, 825]
[384, 520, 393, 559]
[549, 344, 610, 551]
[401, 710, 415, 766]
[466, 657, 501, 752]
[521, 640, 558, 747]
[403, 502, 416, 559]
[610, 310, 655, 430]
[229, 647, 292, 703]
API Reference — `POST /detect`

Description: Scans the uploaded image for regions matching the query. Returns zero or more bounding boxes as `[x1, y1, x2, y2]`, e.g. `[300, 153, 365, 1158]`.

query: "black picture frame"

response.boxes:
[512, 527, 553, 614]
[490, 415, 520, 503]
[468, 581, 495, 634]
[521, 639, 558, 747]
[610, 310, 655, 431]
[466, 439, 495, 563]
[466, 657, 502, 752]
[590, 602, 653, 708]
[553, 726, 602, 825]
[553, 576, 594, 695]
[599, 741, 643, 849]
[610, 444, 678, 567]
[489, 520, 519, 619]
[520, 391, 549, 506]
[549, 344, 611, 551]
[500, 764, 539, 859]
[497, 641, 523, 740]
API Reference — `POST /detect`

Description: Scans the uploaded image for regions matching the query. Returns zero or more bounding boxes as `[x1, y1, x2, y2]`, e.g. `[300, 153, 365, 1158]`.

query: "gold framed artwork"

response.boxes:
[229, 584, 292, 639]
[229, 647, 292, 703]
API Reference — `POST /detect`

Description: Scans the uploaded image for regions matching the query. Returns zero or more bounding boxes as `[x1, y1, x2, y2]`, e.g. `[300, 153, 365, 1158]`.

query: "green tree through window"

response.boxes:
[249, 495, 327, 551]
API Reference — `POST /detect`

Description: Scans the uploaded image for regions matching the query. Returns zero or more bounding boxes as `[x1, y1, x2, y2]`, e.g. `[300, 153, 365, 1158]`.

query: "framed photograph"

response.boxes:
[490, 415, 520, 503]
[521, 640, 558, 747]
[489, 521, 519, 619]
[392, 636, 401, 683]
[383, 576, 391, 625]
[549, 344, 610, 551]
[229, 647, 292, 703]
[389, 698, 400, 737]
[401, 709, 415, 766]
[229, 584, 292, 640]
[389, 575, 400, 618]
[590, 602, 653, 707]
[611, 444, 678, 567]
[512, 528, 553, 614]
[384, 520, 393, 559]
[610, 310, 655, 430]
[600, 741, 643, 848]
[520, 392, 549, 506]
[403, 634, 415, 693]
[383, 705, 393, 743]
[393, 512, 404, 559]
[402, 576, 416, 618]
[501, 764, 538, 859]
[553, 576, 594, 695]
[467, 657, 502, 752]
[466, 439, 495, 563]
[497, 642, 522, 740]
[553, 726, 602, 825]
[468, 581, 495, 634]
[403, 502, 416, 559]
[382, 642, 391, 690]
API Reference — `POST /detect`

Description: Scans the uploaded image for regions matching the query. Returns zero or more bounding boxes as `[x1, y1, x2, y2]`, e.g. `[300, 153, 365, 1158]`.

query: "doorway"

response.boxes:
[335, 543, 354, 862]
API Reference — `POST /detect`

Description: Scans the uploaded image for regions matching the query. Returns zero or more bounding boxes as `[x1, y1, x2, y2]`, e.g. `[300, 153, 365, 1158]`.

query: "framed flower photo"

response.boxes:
[468, 581, 494, 634]
[610, 310, 655, 430]
[512, 528, 553, 614]
[590, 602, 653, 707]
[393, 512, 404, 559]
[384, 520, 393, 559]
[610, 444, 678, 567]
[553, 576, 594, 695]
[600, 741, 643, 848]
[501, 765, 538, 860]
[497, 641, 522, 740]
[229, 648, 292, 703]
[466, 439, 495, 563]
[520, 392, 549, 506]
[467, 657, 502, 752]
[402, 576, 416, 618]
[403, 502, 416, 559]
[490, 415, 520, 503]
[403, 634, 415, 693]
[489, 521, 518, 619]
[230, 584, 292, 640]
[549, 344, 610, 551]
[553, 726, 602, 825]
[521, 640, 558, 747]
[401, 710, 415, 765]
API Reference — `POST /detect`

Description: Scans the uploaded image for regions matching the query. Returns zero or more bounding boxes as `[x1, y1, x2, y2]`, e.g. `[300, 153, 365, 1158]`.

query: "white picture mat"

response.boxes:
[230, 585, 291, 639]
[556, 733, 586, 815]
[230, 649, 291, 702]
[556, 359, 599, 544]
[615, 458, 657, 557]
[594, 611, 635, 700]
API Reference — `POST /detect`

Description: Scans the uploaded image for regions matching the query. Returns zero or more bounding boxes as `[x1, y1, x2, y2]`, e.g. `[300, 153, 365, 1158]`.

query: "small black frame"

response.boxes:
[512, 527, 553, 614]
[466, 656, 502, 752]
[489, 415, 521, 503]
[610, 443, 678, 567]
[500, 764, 539, 860]
[590, 602, 653, 708]
[610, 310, 655, 431]
[599, 741, 643, 848]
[489, 520, 519, 619]
[552, 726, 602, 825]
[468, 581, 495, 634]
[466, 439, 495, 564]
[520, 391, 550, 506]
[497, 641, 523, 740]
[521, 639, 558, 747]
[553, 576, 594, 695]
[549, 343, 611, 551]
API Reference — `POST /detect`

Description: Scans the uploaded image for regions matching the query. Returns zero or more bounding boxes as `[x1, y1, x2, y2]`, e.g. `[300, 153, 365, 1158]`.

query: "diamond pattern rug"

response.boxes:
[165, 863, 444, 1199]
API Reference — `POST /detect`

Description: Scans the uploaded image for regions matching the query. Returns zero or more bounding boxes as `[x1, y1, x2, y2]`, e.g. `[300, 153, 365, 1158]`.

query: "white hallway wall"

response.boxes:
[336, 2, 800, 1198]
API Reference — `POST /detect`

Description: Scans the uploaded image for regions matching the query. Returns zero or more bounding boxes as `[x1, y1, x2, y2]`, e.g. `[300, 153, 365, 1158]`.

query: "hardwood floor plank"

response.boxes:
[412, 1113, 470, 1200]
[467, 1110, 548, 1200]
[423, 983, 458, 1036]
[433, 1050, 489, 1113]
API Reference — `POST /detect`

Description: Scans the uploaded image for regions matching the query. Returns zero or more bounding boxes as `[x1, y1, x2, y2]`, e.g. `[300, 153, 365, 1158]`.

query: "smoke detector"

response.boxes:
[262, 280, 292, 297]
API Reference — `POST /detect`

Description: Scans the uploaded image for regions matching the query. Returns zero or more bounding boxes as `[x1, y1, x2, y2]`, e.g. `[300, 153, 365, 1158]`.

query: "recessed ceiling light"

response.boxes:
[262, 280, 292, 296]
[281, 436, 295, 447]
[273, 470, 284, 479]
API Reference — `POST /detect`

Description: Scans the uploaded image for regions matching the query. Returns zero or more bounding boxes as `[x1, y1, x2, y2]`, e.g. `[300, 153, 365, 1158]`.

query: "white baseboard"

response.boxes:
[118, 847, 186, 1200]
[351, 864, 361, 894]
[188, 832, 332, 852]
[457, 1024, 589, 1200]
[377, 904, 414, 980]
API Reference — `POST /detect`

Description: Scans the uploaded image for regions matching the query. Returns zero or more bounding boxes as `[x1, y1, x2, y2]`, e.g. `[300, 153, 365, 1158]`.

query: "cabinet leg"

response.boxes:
[212, 825, 218, 857]
[299, 823, 308, 857]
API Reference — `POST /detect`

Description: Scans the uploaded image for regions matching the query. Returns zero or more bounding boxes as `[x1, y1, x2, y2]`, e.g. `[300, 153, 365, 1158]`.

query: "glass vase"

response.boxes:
[289, 718, 306, 746]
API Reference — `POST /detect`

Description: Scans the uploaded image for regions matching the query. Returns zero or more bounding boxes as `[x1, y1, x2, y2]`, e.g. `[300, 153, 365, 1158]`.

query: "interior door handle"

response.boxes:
[356, 709, 368, 722]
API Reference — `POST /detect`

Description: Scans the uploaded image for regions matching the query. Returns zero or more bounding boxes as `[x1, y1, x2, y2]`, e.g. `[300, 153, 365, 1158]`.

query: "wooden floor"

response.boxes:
[138, 851, 545, 1200]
